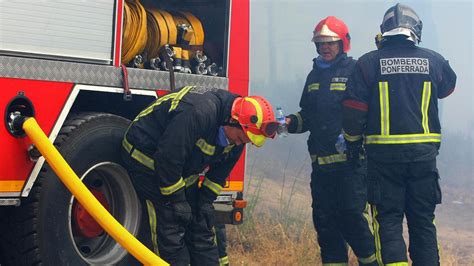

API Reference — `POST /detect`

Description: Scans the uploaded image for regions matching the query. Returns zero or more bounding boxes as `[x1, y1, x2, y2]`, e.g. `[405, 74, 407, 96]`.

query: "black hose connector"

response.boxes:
[8, 112, 28, 137]
[5, 93, 35, 138]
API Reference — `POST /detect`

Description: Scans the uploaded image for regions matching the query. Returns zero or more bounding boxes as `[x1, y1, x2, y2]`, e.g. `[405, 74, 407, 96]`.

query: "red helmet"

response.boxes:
[312, 16, 351, 53]
[231, 96, 278, 147]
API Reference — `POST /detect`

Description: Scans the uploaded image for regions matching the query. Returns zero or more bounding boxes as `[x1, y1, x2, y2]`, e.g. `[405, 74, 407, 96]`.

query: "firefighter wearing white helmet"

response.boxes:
[343, 3, 457, 265]
[285, 16, 377, 265]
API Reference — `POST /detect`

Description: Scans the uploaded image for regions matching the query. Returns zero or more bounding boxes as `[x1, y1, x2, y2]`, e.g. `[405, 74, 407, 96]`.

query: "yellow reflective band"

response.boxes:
[308, 83, 320, 92]
[203, 178, 223, 195]
[343, 129, 362, 142]
[244, 97, 263, 129]
[421, 81, 432, 134]
[322, 263, 348, 266]
[386, 263, 408, 266]
[372, 205, 383, 265]
[358, 253, 377, 264]
[247, 130, 266, 147]
[317, 153, 347, 165]
[184, 175, 199, 187]
[219, 255, 229, 266]
[366, 133, 441, 144]
[330, 83, 346, 91]
[131, 150, 155, 170]
[295, 112, 303, 133]
[122, 137, 133, 153]
[363, 203, 373, 235]
[196, 138, 216, 156]
[145, 200, 160, 256]
[160, 177, 185, 195]
[223, 144, 235, 153]
[169, 86, 193, 112]
[122, 138, 155, 170]
[311, 154, 317, 163]
[379, 82, 390, 135]
[134, 93, 175, 122]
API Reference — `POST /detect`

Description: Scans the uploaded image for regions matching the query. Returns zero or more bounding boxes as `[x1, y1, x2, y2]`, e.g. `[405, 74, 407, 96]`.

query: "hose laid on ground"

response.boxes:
[122, 0, 147, 64]
[22, 117, 168, 266]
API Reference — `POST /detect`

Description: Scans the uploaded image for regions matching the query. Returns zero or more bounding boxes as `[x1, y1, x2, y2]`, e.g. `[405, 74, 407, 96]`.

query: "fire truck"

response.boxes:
[0, 0, 249, 264]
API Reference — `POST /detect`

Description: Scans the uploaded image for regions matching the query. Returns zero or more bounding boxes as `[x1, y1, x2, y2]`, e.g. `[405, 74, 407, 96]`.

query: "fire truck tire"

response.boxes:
[0, 113, 142, 266]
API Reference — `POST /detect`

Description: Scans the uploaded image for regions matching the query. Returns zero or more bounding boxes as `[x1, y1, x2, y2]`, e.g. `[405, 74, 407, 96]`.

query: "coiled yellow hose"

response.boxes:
[145, 8, 169, 60]
[122, 0, 147, 64]
[176, 11, 204, 45]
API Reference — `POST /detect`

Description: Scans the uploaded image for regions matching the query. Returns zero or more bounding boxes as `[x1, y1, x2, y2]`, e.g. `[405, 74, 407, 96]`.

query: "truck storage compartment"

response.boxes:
[0, 0, 230, 77]
[0, 1, 116, 63]
[124, 0, 230, 77]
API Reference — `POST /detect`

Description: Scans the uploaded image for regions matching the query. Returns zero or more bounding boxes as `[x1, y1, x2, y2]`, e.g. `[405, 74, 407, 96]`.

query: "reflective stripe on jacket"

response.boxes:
[125, 86, 244, 197]
[343, 40, 456, 162]
[288, 55, 356, 169]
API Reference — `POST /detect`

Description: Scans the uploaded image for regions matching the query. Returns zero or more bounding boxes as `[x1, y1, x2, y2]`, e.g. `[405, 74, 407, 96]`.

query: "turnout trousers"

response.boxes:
[368, 159, 441, 266]
[215, 224, 229, 266]
[311, 162, 377, 265]
[121, 149, 219, 266]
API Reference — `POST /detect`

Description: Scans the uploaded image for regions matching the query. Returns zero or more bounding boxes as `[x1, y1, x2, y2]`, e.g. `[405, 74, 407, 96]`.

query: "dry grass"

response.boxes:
[225, 175, 474, 265]
[227, 212, 320, 265]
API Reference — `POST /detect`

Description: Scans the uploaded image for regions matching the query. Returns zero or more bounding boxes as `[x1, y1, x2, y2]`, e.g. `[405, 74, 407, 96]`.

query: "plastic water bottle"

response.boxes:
[276, 107, 288, 138]
[335, 133, 346, 154]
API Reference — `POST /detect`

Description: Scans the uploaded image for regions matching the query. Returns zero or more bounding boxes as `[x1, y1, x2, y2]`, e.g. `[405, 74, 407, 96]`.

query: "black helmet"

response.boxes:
[380, 3, 422, 43]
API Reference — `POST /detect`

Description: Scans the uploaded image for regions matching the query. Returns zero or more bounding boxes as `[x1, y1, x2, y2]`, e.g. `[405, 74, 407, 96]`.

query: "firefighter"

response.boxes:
[285, 16, 377, 265]
[342, 4, 457, 265]
[121, 86, 279, 265]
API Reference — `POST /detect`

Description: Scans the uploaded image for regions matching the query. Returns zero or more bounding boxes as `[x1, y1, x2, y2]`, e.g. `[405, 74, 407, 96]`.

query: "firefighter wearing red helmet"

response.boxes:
[343, 3, 456, 265]
[121, 86, 278, 265]
[285, 16, 377, 265]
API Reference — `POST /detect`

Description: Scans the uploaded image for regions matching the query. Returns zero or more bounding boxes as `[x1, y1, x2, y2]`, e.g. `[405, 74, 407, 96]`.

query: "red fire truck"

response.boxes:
[0, 0, 249, 264]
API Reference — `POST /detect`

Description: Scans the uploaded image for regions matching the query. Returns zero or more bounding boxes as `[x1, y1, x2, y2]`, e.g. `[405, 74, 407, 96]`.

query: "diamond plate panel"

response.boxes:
[0, 56, 228, 91]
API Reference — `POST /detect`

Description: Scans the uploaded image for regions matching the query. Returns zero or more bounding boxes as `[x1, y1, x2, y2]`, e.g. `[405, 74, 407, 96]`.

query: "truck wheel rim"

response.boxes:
[68, 162, 141, 265]
[72, 188, 110, 238]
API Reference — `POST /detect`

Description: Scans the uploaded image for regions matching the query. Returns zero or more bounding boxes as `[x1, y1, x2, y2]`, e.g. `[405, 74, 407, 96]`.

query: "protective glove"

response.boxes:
[346, 139, 365, 168]
[198, 190, 216, 230]
[169, 200, 192, 226]
[164, 189, 192, 226]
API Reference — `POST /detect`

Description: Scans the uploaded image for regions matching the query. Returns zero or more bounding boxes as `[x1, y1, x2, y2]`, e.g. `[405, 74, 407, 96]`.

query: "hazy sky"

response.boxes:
[249, 0, 474, 134]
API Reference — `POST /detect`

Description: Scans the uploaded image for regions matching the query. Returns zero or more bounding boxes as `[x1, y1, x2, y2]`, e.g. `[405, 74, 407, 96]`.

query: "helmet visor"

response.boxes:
[241, 120, 279, 138]
[260, 121, 279, 138]
[312, 35, 341, 43]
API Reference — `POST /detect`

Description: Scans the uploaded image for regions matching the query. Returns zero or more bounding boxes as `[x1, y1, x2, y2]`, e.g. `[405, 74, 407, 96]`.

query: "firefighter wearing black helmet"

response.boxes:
[286, 16, 377, 265]
[342, 3, 456, 265]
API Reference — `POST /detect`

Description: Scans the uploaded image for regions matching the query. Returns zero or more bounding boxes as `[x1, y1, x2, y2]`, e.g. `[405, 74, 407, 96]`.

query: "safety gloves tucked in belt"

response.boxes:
[166, 189, 192, 226]
[346, 139, 365, 167]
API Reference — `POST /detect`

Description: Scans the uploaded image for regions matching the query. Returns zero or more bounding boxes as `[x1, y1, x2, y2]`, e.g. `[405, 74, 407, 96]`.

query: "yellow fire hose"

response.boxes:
[22, 117, 168, 266]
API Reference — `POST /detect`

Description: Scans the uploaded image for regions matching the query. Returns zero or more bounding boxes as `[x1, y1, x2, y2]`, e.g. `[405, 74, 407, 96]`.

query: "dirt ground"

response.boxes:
[240, 175, 474, 265]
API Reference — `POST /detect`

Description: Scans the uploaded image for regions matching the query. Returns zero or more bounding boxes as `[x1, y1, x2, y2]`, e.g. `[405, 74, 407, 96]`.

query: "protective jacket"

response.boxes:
[288, 54, 377, 264]
[123, 86, 244, 201]
[342, 40, 456, 162]
[288, 54, 356, 170]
